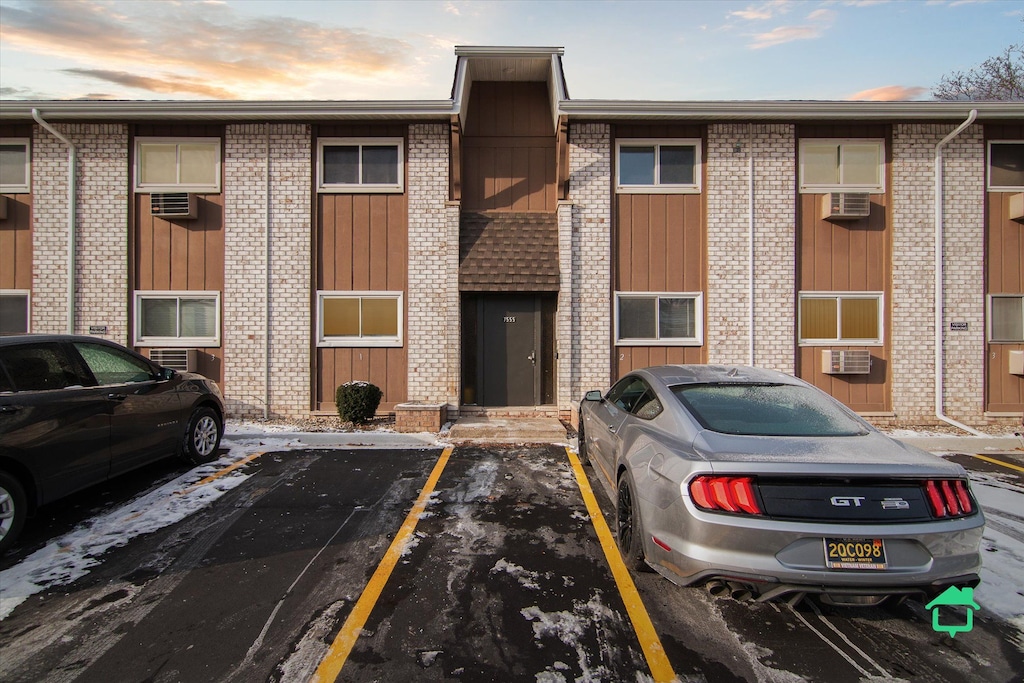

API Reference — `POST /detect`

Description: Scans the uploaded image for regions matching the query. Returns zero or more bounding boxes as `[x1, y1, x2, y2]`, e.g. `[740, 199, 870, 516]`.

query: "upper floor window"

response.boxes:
[799, 139, 884, 193]
[0, 290, 29, 335]
[135, 138, 221, 193]
[318, 138, 404, 193]
[134, 291, 220, 347]
[0, 139, 30, 193]
[616, 139, 701, 193]
[988, 141, 1024, 191]
[799, 292, 883, 345]
[615, 292, 703, 346]
[989, 294, 1024, 342]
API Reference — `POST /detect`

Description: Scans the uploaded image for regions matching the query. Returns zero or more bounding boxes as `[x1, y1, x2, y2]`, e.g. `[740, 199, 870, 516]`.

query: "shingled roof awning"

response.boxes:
[459, 212, 560, 292]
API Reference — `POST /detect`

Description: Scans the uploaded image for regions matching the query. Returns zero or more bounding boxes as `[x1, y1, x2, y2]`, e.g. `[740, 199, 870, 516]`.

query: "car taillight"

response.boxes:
[924, 479, 974, 518]
[689, 476, 763, 516]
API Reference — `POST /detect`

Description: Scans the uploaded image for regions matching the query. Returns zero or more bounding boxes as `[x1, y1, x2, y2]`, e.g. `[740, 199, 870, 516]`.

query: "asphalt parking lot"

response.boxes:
[0, 440, 1022, 682]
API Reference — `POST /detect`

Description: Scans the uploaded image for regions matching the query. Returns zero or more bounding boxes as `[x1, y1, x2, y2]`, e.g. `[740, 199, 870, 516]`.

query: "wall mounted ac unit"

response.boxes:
[1010, 350, 1024, 376]
[150, 348, 198, 373]
[821, 349, 872, 375]
[1008, 193, 1024, 223]
[822, 192, 870, 220]
[150, 192, 197, 219]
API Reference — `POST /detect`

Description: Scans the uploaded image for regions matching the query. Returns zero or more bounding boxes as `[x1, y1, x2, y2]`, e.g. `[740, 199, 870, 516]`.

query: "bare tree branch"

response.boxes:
[934, 44, 1024, 101]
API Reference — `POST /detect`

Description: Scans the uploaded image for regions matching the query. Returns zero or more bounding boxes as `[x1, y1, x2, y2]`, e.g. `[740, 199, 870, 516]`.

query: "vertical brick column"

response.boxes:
[706, 123, 795, 371]
[406, 123, 455, 405]
[568, 123, 612, 400]
[556, 200, 574, 409]
[31, 123, 128, 340]
[892, 123, 985, 423]
[223, 123, 311, 419]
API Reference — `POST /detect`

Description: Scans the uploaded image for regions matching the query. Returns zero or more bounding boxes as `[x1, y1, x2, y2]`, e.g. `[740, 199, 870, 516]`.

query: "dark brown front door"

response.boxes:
[480, 295, 538, 406]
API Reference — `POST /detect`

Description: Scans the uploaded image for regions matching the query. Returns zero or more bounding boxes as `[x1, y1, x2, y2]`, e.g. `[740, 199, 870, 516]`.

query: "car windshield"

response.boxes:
[671, 383, 869, 437]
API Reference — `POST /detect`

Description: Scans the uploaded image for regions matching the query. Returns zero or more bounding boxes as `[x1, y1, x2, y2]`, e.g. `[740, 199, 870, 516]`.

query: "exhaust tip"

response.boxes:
[706, 580, 730, 597]
[727, 581, 754, 602]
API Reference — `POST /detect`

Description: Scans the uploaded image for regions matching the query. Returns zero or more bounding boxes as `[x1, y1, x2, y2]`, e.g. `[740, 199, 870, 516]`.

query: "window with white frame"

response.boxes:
[135, 138, 220, 193]
[317, 292, 403, 347]
[988, 141, 1024, 191]
[799, 292, 883, 345]
[615, 292, 703, 345]
[0, 139, 30, 193]
[616, 139, 701, 193]
[0, 290, 30, 335]
[317, 138, 404, 193]
[989, 294, 1024, 342]
[799, 139, 884, 193]
[134, 291, 220, 346]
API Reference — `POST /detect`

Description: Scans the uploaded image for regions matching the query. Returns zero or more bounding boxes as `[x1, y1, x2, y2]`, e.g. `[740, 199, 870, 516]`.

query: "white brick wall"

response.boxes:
[706, 124, 796, 371]
[223, 124, 311, 419]
[406, 123, 456, 405]
[891, 123, 985, 423]
[31, 123, 128, 342]
[568, 124, 613, 398]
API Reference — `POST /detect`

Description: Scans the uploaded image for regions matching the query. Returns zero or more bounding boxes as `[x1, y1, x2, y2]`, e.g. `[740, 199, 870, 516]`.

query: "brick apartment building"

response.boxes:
[1, 46, 1022, 430]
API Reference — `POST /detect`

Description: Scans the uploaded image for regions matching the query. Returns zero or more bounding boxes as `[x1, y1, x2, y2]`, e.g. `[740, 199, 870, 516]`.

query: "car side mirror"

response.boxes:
[159, 367, 177, 381]
[584, 390, 603, 402]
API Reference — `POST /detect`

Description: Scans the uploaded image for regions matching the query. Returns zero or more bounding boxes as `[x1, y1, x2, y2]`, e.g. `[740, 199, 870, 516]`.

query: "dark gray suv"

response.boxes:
[0, 335, 225, 553]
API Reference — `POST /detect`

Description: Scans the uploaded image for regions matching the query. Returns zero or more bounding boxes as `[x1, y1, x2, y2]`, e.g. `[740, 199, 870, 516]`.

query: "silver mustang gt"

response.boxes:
[578, 365, 984, 606]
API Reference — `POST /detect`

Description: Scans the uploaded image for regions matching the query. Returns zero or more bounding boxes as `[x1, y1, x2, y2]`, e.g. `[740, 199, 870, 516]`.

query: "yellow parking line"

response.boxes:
[565, 447, 677, 683]
[174, 451, 265, 495]
[311, 446, 454, 683]
[972, 453, 1024, 474]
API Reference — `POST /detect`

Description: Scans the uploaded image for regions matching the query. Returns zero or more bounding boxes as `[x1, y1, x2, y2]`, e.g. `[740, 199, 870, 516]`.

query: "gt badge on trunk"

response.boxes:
[824, 538, 887, 570]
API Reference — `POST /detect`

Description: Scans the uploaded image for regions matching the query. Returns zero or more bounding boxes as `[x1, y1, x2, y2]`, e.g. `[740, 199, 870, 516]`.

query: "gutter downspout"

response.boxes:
[32, 109, 77, 334]
[265, 124, 271, 420]
[934, 109, 982, 436]
[748, 123, 755, 365]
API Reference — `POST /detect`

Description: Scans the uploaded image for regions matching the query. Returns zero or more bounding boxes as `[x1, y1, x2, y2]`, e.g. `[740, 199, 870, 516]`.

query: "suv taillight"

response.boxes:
[924, 479, 975, 519]
[689, 476, 763, 515]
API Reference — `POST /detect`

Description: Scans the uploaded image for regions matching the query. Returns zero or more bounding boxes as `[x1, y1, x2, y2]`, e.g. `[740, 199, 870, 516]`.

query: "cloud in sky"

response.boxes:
[0, 0, 418, 99]
[847, 85, 929, 101]
[748, 8, 836, 49]
[728, 1, 794, 21]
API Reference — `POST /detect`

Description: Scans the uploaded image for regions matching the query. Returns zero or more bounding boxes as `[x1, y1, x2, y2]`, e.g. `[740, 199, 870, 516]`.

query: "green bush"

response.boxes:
[335, 381, 383, 424]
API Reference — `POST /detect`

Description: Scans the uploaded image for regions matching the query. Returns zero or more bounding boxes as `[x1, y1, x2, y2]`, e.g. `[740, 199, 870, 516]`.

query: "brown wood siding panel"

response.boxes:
[985, 191, 1024, 411]
[315, 177, 408, 412]
[1, 127, 33, 296]
[794, 125, 891, 412]
[461, 82, 556, 212]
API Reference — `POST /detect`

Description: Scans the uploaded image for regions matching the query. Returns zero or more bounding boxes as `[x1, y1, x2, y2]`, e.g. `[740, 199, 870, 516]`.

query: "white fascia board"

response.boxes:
[0, 100, 456, 121]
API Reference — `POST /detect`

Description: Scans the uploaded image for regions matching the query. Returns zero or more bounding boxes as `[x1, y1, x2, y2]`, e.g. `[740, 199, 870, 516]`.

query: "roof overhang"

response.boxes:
[557, 99, 1024, 121]
[0, 99, 456, 122]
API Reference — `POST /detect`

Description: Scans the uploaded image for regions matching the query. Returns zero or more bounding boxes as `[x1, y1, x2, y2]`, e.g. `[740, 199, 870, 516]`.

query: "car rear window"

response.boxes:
[0, 343, 90, 392]
[671, 383, 868, 437]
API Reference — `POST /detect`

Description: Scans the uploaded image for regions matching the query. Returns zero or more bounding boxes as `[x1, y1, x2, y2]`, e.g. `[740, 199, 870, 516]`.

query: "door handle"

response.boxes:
[528, 351, 536, 365]
[106, 393, 128, 402]
[0, 405, 21, 414]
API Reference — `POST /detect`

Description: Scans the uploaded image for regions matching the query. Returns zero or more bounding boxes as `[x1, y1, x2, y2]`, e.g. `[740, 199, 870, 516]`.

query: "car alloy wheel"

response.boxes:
[616, 474, 647, 571]
[183, 406, 222, 464]
[0, 472, 28, 554]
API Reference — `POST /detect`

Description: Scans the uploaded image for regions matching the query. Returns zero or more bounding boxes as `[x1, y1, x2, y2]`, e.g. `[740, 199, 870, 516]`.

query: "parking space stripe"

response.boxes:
[564, 448, 677, 683]
[311, 446, 453, 683]
[972, 453, 1024, 474]
[174, 451, 265, 495]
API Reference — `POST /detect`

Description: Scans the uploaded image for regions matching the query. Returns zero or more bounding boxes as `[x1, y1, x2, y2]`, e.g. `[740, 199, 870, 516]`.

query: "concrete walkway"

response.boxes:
[895, 434, 1023, 454]
[447, 417, 568, 444]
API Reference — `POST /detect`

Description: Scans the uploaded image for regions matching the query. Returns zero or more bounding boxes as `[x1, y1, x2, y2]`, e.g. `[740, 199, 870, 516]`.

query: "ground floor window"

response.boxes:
[134, 291, 220, 346]
[317, 291, 403, 347]
[990, 294, 1024, 342]
[799, 292, 883, 344]
[0, 290, 29, 335]
[615, 292, 703, 345]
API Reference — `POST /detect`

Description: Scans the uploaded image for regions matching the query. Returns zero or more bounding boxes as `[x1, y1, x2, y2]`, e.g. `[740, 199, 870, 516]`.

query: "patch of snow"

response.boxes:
[0, 437, 288, 621]
[521, 594, 620, 682]
[491, 558, 543, 590]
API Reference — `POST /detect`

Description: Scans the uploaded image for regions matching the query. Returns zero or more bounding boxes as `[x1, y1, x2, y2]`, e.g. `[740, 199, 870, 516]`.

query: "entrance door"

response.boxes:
[481, 295, 539, 406]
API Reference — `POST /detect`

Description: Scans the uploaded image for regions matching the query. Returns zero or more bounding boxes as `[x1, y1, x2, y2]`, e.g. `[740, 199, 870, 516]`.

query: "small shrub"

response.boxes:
[336, 381, 383, 424]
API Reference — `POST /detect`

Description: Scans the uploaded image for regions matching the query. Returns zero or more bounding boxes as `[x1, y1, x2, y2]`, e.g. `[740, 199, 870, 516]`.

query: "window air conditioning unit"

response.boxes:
[1008, 193, 1024, 223]
[1010, 350, 1024, 376]
[822, 192, 871, 220]
[150, 192, 197, 219]
[150, 348, 199, 373]
[821, 349, 872, 375]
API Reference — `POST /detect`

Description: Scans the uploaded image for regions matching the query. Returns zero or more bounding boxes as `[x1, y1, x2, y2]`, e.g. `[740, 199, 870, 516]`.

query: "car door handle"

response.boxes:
[106, 393, 128, 402]
[0, 404, 21, 414]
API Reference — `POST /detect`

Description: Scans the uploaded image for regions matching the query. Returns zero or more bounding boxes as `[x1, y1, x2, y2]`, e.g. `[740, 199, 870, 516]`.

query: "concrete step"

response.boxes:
[448, 417, 567, 444]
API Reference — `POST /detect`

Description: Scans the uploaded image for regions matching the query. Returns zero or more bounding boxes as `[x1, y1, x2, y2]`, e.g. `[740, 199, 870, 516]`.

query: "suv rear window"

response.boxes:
[671, 383, 868, 437]
[0, 343, 91, 391]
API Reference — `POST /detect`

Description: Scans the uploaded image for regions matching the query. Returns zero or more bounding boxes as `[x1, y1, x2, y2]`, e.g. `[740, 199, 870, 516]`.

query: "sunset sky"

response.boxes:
[0, 0, 1020, 102]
